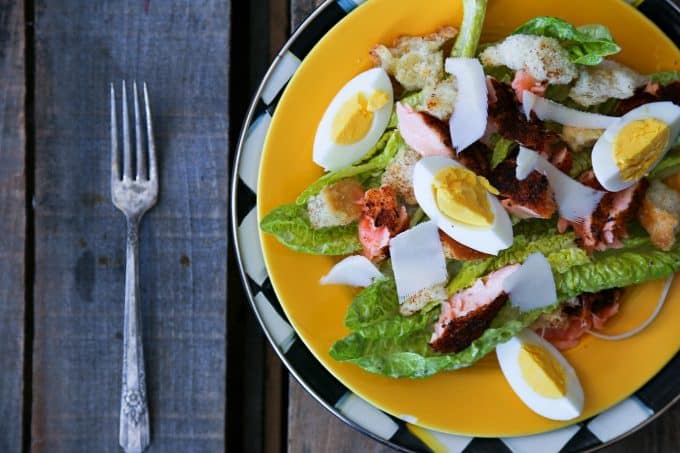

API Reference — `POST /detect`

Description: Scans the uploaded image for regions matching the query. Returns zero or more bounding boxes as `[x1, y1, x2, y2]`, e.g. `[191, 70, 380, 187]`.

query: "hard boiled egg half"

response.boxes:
[497, 329, 584, 421]
[413, 156, 513, 255]
[313, 68, 394, 171]
[592, 102, 680, 192]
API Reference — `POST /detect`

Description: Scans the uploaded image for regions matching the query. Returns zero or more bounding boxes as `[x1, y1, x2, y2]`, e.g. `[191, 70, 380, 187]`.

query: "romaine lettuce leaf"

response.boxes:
[650, 149, 680, 179]
[447, 230, 581, 294]
[489, 133, 518, 169]
[295, 131, 405, 205]
[512, 17, 621, 65]
[484, 65, 514, 84]
[344, 277, 440, 339]
[569, 150, 593, 178]
[259, 204, 361, 255]
[330, 304, 547, 378]
[451, 0, 488, 58]
[556, 243, 680, 300]
[649, 71, 680, 85]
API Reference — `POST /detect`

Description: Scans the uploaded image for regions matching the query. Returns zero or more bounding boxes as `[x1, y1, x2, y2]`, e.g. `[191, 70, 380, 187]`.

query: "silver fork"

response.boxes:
[110, 81, 158, 453]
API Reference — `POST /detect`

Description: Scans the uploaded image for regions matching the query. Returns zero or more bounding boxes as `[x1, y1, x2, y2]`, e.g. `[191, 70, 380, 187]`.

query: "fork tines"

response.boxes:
[110, 81, 157, 183]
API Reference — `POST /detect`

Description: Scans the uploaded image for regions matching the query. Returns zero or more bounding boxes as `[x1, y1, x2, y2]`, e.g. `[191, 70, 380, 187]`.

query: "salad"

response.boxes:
[260, 0, 680, 420]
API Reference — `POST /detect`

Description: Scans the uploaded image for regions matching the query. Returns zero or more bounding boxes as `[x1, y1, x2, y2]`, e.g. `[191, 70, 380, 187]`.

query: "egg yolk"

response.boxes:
[432, 167, 499, 227]
[331, 91, 389, 145]
[518, 343, 567, 399]
[614, 118, 670, 181]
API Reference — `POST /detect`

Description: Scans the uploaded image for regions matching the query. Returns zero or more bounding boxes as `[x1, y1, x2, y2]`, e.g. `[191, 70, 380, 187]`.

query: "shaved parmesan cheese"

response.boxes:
[390, 220, 448, 303]
[320, 255, 383, 287]
[517, 147, 605, 223]
[445, 58, 488, 152]
[522, 91, 617, 129]
[503, 253, 557, 311]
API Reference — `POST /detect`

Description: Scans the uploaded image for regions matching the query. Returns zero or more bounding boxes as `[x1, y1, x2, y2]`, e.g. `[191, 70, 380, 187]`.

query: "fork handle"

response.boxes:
[119, 218, 150, 453]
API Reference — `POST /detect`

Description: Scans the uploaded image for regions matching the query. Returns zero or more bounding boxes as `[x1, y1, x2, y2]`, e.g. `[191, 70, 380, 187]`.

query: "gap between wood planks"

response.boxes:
[227, 0, 289, 452]
[23, 0, 35, 452]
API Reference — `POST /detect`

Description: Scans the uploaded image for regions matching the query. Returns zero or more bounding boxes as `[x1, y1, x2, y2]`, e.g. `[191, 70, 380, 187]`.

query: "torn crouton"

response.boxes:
[569, 60, 647, 107]
[307, 178, 364, 228]
[381, 147, 421, 205]
[639, 180, 680, 251]
[560, 125, 604, 152]
[480, 35, 576, 85]
[371, 26, 457, 91]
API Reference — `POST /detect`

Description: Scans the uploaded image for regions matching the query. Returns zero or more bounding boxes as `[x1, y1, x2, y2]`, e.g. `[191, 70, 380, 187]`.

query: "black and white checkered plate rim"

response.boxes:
[230, 0, 680, 451]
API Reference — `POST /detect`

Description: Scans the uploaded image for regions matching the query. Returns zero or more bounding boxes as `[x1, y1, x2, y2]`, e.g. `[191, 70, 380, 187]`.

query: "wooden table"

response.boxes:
[0, 1, 228, 451]
[0, 0, 678, 452]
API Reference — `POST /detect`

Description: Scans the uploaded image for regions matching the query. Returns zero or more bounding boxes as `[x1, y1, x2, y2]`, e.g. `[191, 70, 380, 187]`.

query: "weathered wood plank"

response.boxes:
[0, 1, 25, 452]
[31, 1, 228, 451]
[290, 0, 323, 30]
[288, 380, 393, 453]
[603, 404, 680, 452]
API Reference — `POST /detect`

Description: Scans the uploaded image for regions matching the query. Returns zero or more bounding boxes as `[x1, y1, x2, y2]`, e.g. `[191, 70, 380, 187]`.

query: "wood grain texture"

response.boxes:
[288, 379, 393, 453]
[31, 1, 228, 451]
[283, 1, 680, 452]
[0, 1, 25, 452]
[603, 404, 680, 452]
[290, 0, 324, 31]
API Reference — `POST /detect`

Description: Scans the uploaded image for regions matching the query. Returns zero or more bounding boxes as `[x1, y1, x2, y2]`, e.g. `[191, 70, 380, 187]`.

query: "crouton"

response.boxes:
[371, 26, 457, 91]
[479, 35, 577, 85]
[569, 60, 647, 107]
[560, 125, 604, 152]
[399, 285, 448, 316]
[418, 76, 458, 120]
[307, 178, 364, 228]
[639, 180, 680, 250]
[381, 147, 421, 204]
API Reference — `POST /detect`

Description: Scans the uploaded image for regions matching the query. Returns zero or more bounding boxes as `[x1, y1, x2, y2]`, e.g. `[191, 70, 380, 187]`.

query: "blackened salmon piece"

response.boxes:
[489, 158, 557, 219]
[582, 288, 623, 316]
[359, 186, 409, 261]
[658, 81, 680, 103]
[430, 265, 519, 353]
[488, 79, 573, 172]
[397, 103, 454, 158]
[550, 147, 573, 173]
[360, 186, 409, 235]
[615, 81, 680, 116]
[614, 87, 658, 115]
[456, 141, 491, 177]
[429, 294, 508, 353]
[561, 171, 647, 251]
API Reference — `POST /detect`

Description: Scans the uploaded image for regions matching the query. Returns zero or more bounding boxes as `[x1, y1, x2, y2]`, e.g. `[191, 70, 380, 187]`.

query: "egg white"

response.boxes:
[313, 68, 394, 171]
[496, 329, 584, 421]
[592, 101, 680, 192]
[412, 156, 513, 255]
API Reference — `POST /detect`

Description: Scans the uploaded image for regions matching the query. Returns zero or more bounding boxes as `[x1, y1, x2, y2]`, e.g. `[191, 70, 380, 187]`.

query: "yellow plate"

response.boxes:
[258, 0, 680, 436]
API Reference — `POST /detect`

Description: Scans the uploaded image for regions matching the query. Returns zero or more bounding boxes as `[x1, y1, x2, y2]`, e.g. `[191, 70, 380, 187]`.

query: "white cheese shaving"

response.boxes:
[389, 220, 448, 304]
[503, 253, 557, 312]
[445, 57, 488, 152]
[522, 91, 618, 129]
[320, 255, 383, 287]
